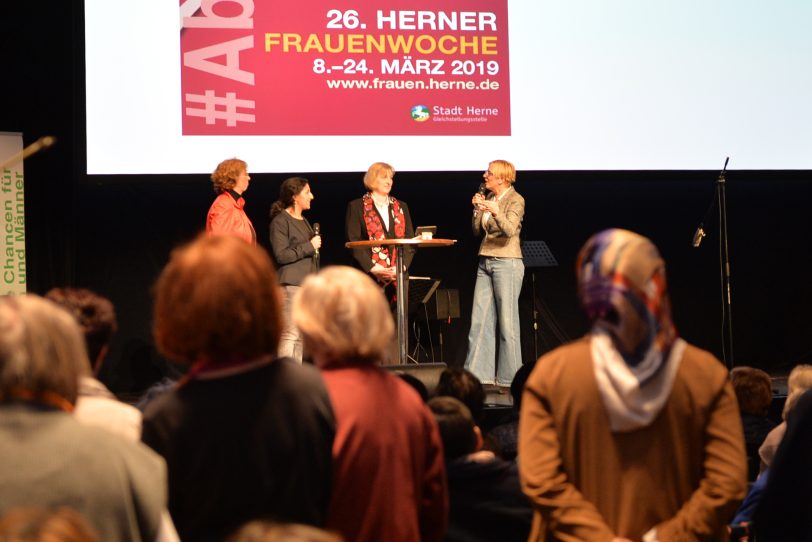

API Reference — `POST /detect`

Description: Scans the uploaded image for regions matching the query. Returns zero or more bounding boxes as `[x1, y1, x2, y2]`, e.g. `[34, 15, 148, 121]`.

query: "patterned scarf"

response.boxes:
[576, 229, 683, 431]
[362, 192, 406, 268]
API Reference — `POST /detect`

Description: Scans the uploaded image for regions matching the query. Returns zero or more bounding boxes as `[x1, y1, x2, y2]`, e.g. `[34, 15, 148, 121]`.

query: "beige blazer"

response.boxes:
[472, 186, 525, 258]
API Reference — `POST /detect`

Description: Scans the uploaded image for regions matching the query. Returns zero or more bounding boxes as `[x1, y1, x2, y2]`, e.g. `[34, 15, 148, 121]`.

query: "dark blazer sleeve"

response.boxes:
[270, 214, 315, 266]
[399, 199, 416, 270]
[345, 199, 374, 272]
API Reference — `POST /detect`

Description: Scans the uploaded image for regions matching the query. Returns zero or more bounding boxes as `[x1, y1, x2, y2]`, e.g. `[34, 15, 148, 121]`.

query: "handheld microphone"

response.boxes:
[473, 183, 488, 216]
[313, 223, 321, 255]
[692, 225, 706, 248]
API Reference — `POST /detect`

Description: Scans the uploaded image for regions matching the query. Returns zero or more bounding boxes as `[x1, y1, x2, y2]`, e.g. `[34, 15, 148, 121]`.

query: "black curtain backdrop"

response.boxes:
[4, 1, 812, 393]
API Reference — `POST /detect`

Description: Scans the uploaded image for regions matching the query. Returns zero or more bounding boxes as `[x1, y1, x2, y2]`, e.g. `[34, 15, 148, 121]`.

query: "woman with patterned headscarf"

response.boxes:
[518, 229, 746, 542]
[345, 162, 415, 291]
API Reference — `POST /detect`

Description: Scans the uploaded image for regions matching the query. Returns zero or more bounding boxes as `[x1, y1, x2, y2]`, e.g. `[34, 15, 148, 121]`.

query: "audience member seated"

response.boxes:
[730, 366, 777, 481]
[0, 295, 176, 542]
[731, 467, 769, 527]
[141, 235, 336, 542]
[428, 396, 532, 542]
[485, 361, 535, 461]
[754, 389, 812, 540]
[434, 368, 486, 423]
[519, 229, 746, 541]
[44, 287, 141, 440]
[293, 266, 448, 542]
[732, 366, 812, 529]
[758, 364, 812, 473]
[0, 506, 99, 542]
[227, 520, 344, 542]
[398, 373, 430, 402]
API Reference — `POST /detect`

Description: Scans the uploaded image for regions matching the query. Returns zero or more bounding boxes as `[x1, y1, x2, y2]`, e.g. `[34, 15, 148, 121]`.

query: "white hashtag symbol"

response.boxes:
[185, 90, 256, 126]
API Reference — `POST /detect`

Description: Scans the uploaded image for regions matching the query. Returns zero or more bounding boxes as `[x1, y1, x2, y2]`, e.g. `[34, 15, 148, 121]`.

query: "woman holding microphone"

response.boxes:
[465, 160, 525, 389]
[269, 177, 320, 361]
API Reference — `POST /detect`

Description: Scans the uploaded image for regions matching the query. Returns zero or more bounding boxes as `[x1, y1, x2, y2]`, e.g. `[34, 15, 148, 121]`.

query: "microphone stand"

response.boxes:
[692, 157, 733, 368]
[0, 136, 56, 170]
[717, 159, 733, 368]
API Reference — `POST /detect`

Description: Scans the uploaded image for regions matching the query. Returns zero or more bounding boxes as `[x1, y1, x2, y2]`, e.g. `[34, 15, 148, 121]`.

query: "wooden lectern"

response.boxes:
[345, 238, 456, 365]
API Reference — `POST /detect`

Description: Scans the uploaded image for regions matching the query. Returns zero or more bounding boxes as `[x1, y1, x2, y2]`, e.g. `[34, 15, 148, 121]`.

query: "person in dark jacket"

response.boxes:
[142, 235, 335, 542]
[428, 396, 531, 542]
[269, 177, 320, 362]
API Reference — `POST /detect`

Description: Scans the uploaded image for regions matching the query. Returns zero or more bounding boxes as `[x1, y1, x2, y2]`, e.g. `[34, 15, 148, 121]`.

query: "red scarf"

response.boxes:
[362, 192, 406, 268]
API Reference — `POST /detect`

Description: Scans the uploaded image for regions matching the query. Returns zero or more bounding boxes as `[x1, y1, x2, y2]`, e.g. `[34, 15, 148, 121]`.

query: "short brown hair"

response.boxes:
[293, 266, 393, 365]
[0, 295, 90, 405]
[428, 396, 478, 461]
[211, 158, 247, 194]
[730, 366, 773, 416]
[362, 162, 394, 191]
[435, 368, 485, 421]
[153, 235, 282, 364]
[44, 288, 117, 368]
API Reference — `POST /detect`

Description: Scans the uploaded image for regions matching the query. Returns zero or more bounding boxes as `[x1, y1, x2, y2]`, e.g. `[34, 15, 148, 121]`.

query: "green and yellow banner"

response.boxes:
[1, 132, 27, 296]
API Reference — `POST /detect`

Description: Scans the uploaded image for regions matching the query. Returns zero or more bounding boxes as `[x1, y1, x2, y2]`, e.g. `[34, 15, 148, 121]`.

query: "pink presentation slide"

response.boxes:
[180, 0, 511, 136]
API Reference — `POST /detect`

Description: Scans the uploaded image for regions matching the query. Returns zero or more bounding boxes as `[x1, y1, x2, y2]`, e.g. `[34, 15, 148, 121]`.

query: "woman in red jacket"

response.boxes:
[206, 158, 256, 245]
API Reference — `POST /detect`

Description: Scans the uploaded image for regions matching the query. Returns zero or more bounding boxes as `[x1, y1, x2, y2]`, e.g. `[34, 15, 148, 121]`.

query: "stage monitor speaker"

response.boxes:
[426, 289, 460, 320]
[382, 362, 447, 396]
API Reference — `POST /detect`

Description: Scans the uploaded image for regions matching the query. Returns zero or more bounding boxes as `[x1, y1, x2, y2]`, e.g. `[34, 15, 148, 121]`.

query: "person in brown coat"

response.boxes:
[518, 229, 747, 541]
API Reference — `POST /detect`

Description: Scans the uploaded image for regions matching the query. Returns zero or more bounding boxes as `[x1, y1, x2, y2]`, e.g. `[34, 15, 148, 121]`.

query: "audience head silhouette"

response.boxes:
[293, 265, 393, 366]
[0, 295, 90, 407]
[44, 287, 117, 373]
[153, 234, 282, 365]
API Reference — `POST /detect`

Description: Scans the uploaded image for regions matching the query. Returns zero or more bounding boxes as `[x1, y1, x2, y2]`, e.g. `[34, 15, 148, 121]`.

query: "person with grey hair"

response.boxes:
[293, 265, 447, 542]
[0, 295, 177, 542]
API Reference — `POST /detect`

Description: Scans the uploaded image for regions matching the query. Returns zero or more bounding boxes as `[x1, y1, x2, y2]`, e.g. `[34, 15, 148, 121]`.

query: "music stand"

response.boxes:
[408, 277, 442, 317]
[407, 277, 442, 363]
[346, 238, 456, 364]
[521, 240, 558, 268]
[521, 240, 559, 360]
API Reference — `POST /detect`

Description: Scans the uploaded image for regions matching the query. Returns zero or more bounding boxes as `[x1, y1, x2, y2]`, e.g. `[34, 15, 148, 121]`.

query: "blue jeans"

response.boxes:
[465, 257, 524, 386]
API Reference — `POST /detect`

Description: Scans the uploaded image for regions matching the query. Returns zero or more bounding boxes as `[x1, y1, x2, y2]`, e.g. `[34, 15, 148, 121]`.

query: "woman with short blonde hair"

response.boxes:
[362, 162, 395, 191]
[465, 159, 525, 388]
[346, 162, 415, 288]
